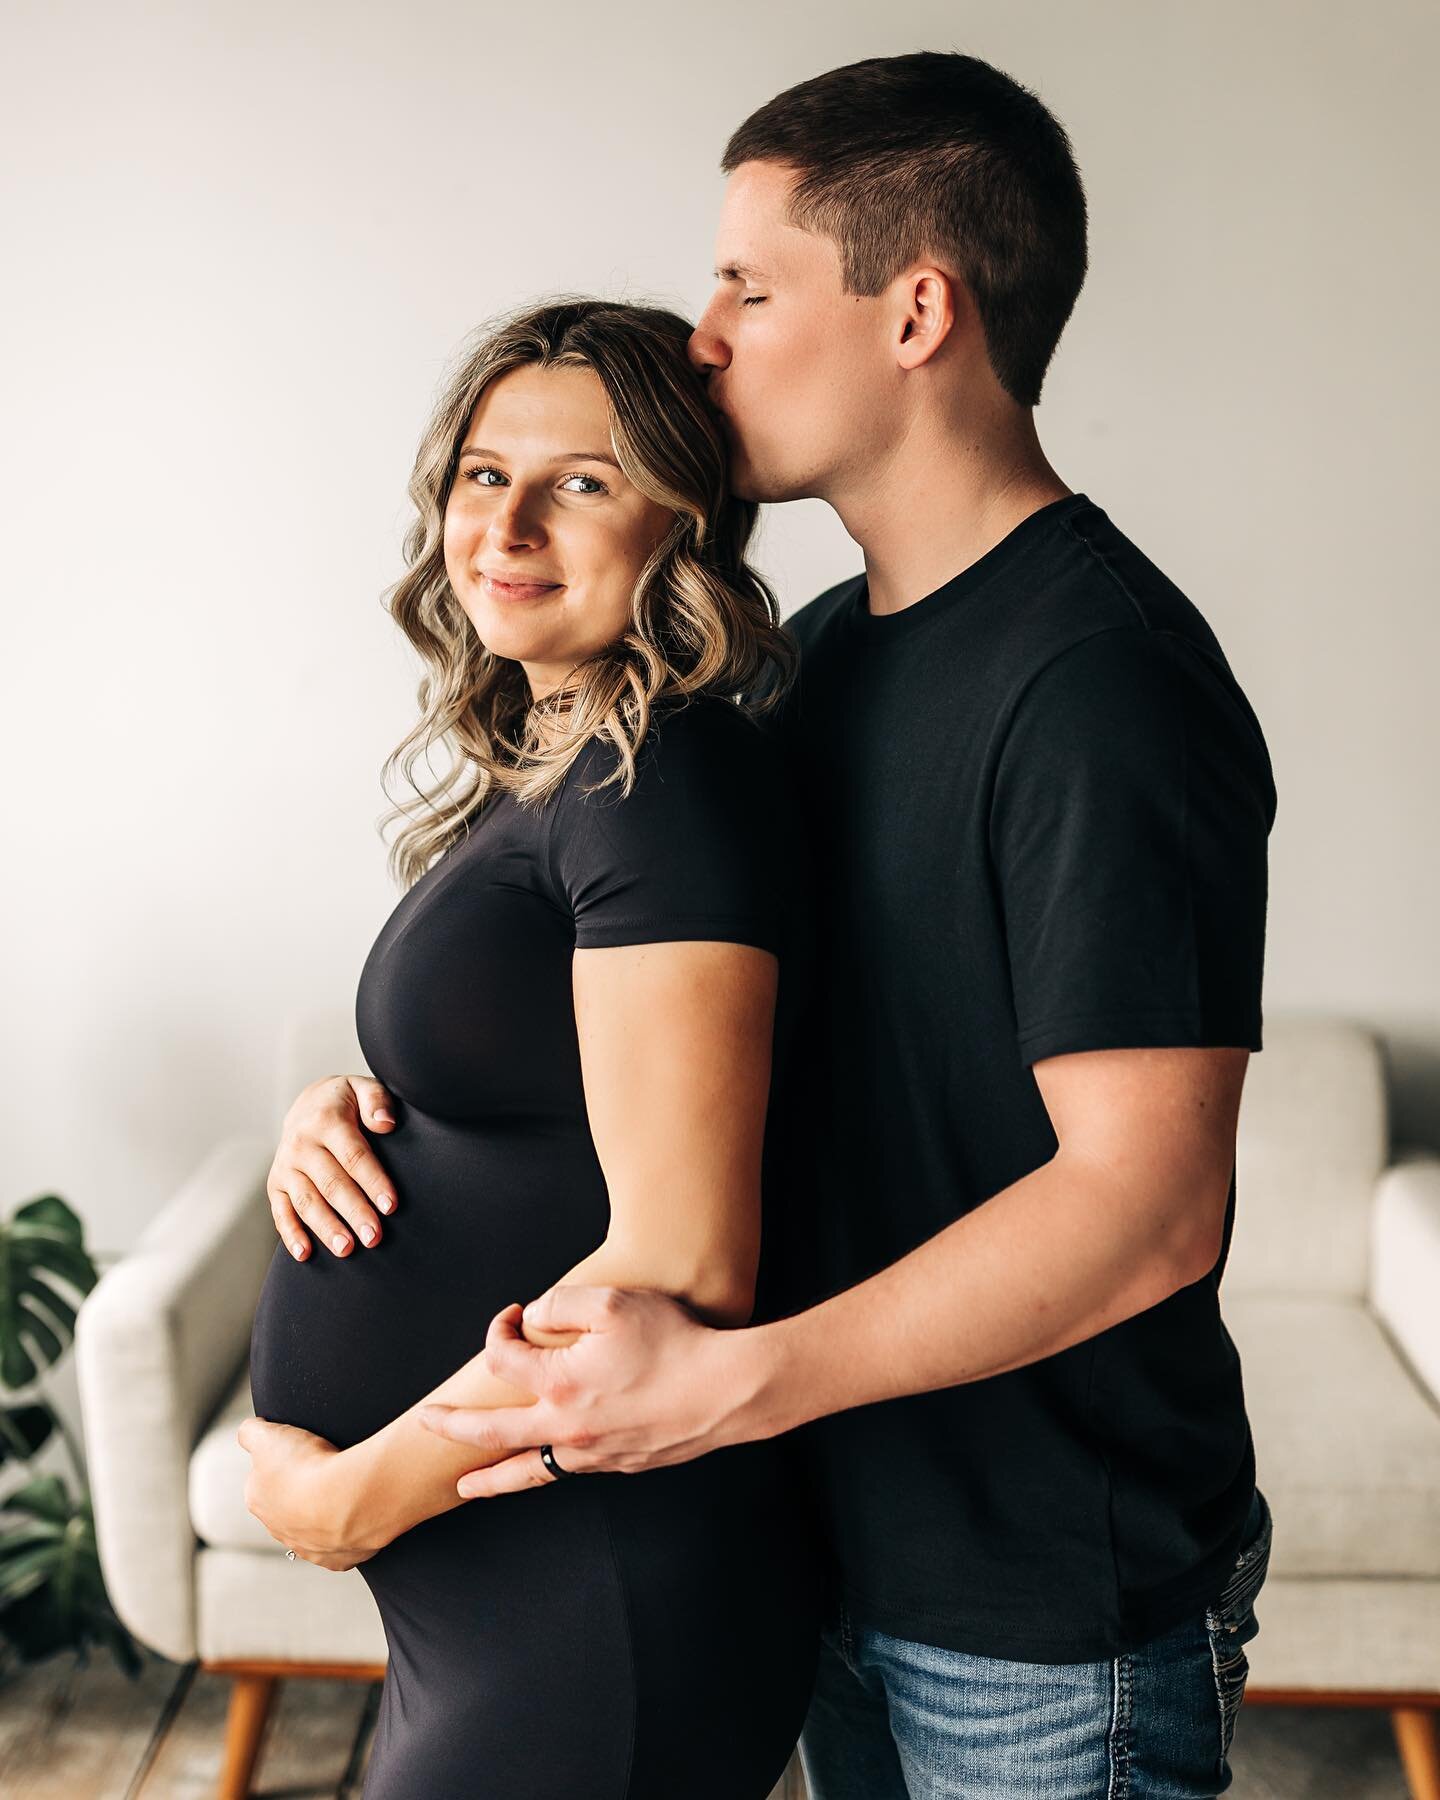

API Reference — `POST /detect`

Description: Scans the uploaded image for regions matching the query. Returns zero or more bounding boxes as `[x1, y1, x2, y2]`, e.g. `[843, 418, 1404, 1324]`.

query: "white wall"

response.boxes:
[4, 0, 1437, 1262]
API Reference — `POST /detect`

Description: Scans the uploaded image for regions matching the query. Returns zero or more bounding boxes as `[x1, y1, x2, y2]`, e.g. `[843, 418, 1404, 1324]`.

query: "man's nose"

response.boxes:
[687, 315, 731, 377]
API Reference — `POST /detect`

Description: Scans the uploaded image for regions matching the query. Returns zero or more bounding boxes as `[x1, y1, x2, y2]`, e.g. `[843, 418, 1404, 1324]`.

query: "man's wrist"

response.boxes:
[714, 1312, 813, 1449]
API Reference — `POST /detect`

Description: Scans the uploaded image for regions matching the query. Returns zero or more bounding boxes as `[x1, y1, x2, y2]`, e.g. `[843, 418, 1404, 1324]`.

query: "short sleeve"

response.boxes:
[545, 699, 793, 954]
[989, 627, 1276, 1068]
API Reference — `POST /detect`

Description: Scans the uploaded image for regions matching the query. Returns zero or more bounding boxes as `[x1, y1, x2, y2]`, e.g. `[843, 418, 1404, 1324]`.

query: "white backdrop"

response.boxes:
[4, 0, 1437, 1257]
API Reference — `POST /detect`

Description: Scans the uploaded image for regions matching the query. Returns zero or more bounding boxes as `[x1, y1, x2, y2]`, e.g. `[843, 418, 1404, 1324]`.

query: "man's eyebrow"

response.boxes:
[712, 260, 770, 283]
[458, 445, 622, 470]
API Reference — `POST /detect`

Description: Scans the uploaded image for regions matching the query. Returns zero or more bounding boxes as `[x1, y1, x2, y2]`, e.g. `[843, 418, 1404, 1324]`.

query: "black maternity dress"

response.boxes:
[247, 692, 824, 1799]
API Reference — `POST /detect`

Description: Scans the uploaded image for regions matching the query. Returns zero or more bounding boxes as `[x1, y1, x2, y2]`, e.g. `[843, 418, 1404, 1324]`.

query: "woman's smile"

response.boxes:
[481, 571, 565, 602]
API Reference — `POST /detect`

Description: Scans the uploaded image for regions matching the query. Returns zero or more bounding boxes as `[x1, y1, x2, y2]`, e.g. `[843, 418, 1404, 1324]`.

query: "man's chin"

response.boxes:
[725, 459, 788, 506]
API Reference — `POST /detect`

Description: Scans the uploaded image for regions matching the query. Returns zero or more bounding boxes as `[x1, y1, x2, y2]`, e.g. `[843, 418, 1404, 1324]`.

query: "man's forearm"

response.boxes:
[733, 1148, 1215, 1444]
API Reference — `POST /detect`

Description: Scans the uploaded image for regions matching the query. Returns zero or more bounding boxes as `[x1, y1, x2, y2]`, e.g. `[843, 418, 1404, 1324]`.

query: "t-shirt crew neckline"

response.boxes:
[847, 492, 1091, 643]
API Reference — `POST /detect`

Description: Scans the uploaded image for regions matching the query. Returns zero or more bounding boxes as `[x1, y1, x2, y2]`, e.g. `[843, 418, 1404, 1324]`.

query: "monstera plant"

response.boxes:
[0, 1193, 141, 1676]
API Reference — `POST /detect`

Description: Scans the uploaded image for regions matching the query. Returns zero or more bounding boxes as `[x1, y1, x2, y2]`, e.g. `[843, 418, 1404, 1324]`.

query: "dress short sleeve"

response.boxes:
[545, 697, 794, 954]
[989, 626, 1277, 1068]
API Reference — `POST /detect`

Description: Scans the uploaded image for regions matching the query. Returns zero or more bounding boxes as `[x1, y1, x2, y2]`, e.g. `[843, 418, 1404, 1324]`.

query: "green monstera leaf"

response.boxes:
[0, 1403, 55, 1469]
[0, 1193, 138, 1676]
[0, 1195, 99, 1390]
[0, 1473, 142, 1672]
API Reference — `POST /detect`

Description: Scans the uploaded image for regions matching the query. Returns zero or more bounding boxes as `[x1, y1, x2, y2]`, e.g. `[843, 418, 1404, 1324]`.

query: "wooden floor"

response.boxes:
[0, 1647, 1412, 1798]
[0, 1650, 804, 1798]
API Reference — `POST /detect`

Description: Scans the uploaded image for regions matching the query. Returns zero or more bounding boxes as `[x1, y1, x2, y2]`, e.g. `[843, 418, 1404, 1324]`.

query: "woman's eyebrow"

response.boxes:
[459, 445, 622, 470]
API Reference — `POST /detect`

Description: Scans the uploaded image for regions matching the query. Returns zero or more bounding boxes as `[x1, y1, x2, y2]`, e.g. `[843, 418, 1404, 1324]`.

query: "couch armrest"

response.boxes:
[74, 1136, 278, 1662]
[1370, 1150, 1440, 1404]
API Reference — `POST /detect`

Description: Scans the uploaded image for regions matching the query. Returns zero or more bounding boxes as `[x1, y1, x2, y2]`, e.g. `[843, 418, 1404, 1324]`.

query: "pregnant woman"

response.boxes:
[240, 297, 824, 1798]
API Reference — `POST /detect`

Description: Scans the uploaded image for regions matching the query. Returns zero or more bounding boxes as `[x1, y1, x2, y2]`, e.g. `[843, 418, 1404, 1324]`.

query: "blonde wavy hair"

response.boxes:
[376, 295, 797, 891]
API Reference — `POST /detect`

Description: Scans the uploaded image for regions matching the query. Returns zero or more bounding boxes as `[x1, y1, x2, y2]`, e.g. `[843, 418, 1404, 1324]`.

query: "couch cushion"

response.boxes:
[189, 1365, 280, 1552]
[1226, 1293, 1440, 1576]
[1228, 1017, 1387, 1298]
[196, 1547, 386, 1664]
[1244, 1577, 1440, 1692]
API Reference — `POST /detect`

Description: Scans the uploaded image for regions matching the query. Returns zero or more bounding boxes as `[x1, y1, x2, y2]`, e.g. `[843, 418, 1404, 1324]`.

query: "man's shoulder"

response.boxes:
[742, 576, 862, 715]
[997, 505, 1276, 818]
[998, 497, 1250, 706]
[1056, 501, 1223, 646]
[784, 573, 864, 656]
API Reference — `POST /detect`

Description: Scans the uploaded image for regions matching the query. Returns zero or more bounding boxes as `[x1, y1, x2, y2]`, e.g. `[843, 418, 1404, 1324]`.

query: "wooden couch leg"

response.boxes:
[1393, 1707, 1440, 1800]
[771, 1751, 808, 1799]
[218, 1672, 278, 1800]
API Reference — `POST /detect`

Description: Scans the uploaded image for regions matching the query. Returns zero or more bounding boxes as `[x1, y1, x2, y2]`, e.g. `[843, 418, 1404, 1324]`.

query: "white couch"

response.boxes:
[74, 1012, 1440, 1797]
[1220, 1016, 1440, 1796]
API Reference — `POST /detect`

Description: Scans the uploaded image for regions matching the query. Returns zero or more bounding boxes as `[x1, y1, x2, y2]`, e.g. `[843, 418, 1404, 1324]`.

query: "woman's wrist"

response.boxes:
[321, 1439, 395, 1554]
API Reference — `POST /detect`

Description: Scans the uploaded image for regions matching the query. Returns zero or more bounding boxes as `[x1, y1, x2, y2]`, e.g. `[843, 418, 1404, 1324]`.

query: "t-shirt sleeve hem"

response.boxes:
[573, 912, 781, 953]
[1016, 1008, 1264, 1067]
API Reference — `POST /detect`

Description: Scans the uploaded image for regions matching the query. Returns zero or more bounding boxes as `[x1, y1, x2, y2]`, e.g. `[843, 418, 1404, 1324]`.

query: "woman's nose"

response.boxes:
[484, 491, 545, 550]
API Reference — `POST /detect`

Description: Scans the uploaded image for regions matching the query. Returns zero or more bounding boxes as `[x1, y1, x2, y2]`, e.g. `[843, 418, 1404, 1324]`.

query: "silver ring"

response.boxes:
[539, 1443, 574, 1480]
[286, 1548, 297, 1561]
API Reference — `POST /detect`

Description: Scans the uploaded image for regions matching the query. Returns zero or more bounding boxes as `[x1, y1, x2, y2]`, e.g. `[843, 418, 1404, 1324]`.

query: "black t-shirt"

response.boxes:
[764, 492, 1277, 1663]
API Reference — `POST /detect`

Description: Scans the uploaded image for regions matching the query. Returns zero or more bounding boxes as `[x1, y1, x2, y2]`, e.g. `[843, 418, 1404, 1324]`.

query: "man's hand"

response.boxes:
[415, 1287, 772, 1497]
[236, 1416, 382, 1570]
[266, 1074, 401, 1262]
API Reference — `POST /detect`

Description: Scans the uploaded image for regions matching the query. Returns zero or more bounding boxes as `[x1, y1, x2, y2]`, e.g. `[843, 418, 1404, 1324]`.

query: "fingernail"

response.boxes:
[376, 1194, 395, 1214]
[359, 1225, 377, 1246]
[374, 1110, 395, 1124]
[333, 1234, 349, 1253]
[457, 1480, 479, 1499]
[291, 1241, 307, 1260]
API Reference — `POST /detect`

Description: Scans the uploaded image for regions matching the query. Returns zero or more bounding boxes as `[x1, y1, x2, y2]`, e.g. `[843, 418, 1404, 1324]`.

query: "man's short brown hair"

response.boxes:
[721, 51, 1088, 407]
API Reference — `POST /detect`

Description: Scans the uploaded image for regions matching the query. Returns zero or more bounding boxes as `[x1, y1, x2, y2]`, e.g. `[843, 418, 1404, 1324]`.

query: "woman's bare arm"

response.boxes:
[316, 935, 778, 1552]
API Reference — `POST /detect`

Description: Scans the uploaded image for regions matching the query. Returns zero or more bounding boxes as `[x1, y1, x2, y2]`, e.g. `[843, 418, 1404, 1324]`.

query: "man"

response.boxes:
[277, 52, 1277, 1797]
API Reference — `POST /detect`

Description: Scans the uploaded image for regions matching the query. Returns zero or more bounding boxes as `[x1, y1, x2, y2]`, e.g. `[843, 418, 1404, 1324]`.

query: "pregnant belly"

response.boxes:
[247, 1108, 609, 1448]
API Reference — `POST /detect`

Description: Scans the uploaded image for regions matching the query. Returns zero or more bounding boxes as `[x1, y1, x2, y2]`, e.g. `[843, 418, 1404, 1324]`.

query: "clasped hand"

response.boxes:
[235, 1417, 379, 1572]
[416, 1284, 749, 1496]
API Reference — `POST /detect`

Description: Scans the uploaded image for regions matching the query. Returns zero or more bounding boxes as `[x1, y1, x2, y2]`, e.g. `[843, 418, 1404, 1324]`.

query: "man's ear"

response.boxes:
[896, 265, 960, 370]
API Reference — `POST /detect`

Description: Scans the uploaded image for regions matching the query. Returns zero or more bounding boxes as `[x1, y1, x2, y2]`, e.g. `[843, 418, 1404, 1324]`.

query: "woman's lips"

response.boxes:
[481, 573, 563, 602]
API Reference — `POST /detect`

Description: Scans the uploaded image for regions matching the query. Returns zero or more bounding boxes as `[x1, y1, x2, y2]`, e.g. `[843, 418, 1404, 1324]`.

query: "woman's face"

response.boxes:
[444, 362, 676, 701]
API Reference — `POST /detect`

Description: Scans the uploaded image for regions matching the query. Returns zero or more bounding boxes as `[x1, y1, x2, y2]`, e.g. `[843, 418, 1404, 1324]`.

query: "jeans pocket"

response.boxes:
[1204, 1488, 1273, 1758]
[837, 1598, 857, 1668]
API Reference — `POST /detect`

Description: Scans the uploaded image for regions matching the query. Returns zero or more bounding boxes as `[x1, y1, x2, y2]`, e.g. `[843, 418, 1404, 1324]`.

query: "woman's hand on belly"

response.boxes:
[236, 1415, 384, 1569]
[266, 1073, 401, 1263]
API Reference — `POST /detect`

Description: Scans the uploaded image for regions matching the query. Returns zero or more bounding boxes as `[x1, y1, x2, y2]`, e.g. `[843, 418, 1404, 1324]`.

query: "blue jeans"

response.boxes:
[799, 1486, 1273, 1799]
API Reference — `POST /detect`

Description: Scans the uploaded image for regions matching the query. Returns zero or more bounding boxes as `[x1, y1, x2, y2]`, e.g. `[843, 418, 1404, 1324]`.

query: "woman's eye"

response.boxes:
[460, 465, 607, 495]
[741, 295, 767, 308]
